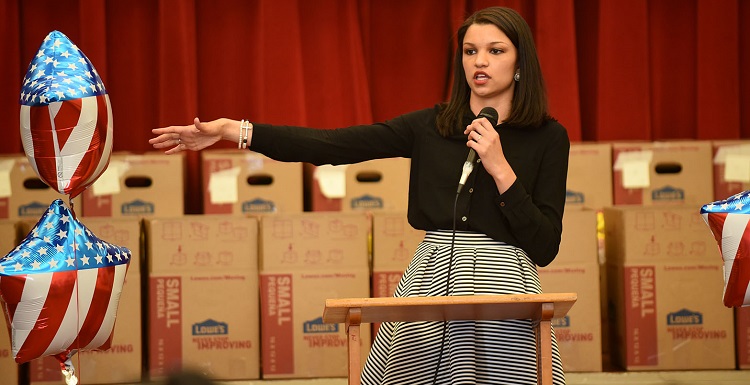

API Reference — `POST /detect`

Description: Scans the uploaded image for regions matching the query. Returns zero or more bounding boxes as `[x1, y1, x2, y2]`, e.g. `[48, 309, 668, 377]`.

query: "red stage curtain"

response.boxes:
[2, 0, 748, 212]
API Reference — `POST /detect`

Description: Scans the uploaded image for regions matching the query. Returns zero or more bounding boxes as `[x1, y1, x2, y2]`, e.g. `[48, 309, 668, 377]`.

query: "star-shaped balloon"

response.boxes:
[19, 30, 113, 199]
[701, 191, 750, 307]
[0, 199, 130, 384]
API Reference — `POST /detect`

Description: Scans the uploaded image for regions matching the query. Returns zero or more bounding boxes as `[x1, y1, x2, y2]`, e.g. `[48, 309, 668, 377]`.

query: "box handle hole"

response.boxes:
[654, 162, 682, 174]
[356, 171, 382, 183]
[247, 174, 273, 185]
[124, 176, 153, 188]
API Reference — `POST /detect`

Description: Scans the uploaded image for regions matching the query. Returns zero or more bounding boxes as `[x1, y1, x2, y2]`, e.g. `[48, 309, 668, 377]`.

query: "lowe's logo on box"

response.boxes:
[565, 190, 584, 205]
[18, 201, 47, 217]
[121, 199, 154, 215]
[667, 309, 702, 326]
[303, 316, 338, 334]
[652, 186, 684, 202]
[351, 194, 383, 210]
[242, 198, 275, 213]
[192, 319, 228, 336]
[552, 315, 570, 328]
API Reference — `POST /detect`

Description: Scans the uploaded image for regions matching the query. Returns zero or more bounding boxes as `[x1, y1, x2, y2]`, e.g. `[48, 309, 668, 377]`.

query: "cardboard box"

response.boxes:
[201, 150, 303, 215]
[81, 152, 185, 217]
[0, 155, 82, 220]
[603, 205, 735, 370]
[145, 216, 260, 381]
[711, 140, 750, 201]
[0, 220, 21, 385]
[30, 271, 142, 384]
[310, 158, 410, 212]
[737, 307, 750, 369]
[22, 217, 142, 384]
[567, 143, 613, 209]
[259, 212, 371, 378]
[612, 141, 713, 206]
[371, 212, 425, 298]
[370, 212, 425, 336]
[538, 209, 602, 372]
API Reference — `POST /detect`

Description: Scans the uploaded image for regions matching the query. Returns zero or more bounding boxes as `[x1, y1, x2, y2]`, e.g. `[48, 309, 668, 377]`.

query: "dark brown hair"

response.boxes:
[436, 6, 550, 136]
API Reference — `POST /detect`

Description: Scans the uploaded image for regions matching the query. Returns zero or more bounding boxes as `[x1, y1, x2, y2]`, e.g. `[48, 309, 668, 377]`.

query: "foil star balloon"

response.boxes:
[19, 30, 113, 199]
[0, 199, 130, 383]
[701, 191, 750, 307]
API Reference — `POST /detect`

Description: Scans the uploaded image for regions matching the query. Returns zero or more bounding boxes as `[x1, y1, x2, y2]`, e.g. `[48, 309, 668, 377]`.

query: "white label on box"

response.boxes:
[92, 160, 128, 196]
[209, 166, 241, 204]
[314, 164, 347, 199]
[621, 159, 650, 188]
[713, 144, 750, 164]
[614, 150, 652, 189]
[0, 159, 14, 197]
[724, 153, 750, 183]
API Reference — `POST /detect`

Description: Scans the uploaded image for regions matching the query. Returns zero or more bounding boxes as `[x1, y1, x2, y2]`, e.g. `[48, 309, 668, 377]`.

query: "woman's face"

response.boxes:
[462, 23, 518, 102]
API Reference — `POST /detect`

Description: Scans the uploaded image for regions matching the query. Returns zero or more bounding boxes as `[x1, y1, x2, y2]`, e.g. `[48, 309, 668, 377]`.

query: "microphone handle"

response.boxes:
[465, 148, 476, 164]
[457, 149, 477, 193]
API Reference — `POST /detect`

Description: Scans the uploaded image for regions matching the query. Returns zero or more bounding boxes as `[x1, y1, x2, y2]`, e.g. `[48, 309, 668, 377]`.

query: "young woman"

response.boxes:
[151, 6, 568, 385]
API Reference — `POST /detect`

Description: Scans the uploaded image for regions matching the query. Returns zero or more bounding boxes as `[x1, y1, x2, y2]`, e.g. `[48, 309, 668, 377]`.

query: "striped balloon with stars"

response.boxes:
[19, 30, 112, 199]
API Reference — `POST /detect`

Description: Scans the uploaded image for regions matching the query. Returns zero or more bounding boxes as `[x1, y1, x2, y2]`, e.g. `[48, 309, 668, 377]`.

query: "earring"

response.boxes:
[514, 72, 520, 82]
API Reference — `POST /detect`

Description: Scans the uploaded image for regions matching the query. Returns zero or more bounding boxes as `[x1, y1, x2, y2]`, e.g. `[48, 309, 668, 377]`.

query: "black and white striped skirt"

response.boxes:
[360, 230, 566, 385]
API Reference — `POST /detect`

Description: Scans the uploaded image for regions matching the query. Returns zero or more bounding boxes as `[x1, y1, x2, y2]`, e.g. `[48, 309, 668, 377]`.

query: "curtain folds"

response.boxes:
[3, 0, 748, 211]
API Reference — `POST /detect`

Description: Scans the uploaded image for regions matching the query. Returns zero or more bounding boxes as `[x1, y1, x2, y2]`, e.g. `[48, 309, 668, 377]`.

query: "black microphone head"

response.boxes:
[478, 107, 499, 127]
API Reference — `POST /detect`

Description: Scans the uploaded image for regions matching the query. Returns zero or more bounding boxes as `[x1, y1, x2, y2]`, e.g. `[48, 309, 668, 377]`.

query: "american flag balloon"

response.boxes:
[701, 191, 750, 307]
[19, 30, 113, 199]
[0, 200, 130, 379]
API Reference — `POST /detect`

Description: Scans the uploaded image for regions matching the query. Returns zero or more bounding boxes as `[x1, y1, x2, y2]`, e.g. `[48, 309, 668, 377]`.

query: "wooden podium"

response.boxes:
[323, 293, 577, 385]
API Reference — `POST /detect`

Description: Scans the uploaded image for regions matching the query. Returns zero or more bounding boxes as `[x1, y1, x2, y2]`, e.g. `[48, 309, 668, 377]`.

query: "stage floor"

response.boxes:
[171, 370, 750, 385]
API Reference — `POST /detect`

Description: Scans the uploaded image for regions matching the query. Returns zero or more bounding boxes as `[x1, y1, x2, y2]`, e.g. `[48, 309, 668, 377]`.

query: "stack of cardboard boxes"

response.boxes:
[4, 139, 750, 384]
[27, 217, 144, 385]
[604, 140, 736, 371]
[145, 215, 261, 381]
[540, 142, 611, 372]
[259, 212, 371, 378]
[712, 140, 750, 370]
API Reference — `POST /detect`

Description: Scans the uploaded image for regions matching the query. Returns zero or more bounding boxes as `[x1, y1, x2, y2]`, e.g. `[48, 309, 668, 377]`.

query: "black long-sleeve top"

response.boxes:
[249, 105, 570, 267]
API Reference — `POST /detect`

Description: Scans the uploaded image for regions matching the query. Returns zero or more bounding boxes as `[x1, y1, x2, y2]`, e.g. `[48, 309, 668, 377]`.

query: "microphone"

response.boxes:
[457, 107, 498, 193]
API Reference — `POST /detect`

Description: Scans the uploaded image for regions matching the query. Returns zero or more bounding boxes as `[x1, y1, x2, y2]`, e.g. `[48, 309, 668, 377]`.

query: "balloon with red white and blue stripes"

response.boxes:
[0, 200, 130, 382]
[700, 191, 750, 307]
[19, 30, 113, 200]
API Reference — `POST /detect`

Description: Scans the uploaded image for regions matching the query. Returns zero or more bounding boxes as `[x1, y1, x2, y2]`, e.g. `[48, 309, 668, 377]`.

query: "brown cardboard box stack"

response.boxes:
[259, 212, 370, 378]
[0, 220, 21, 385]
[309, 158, 410, 212]
[0, 155, 82, 220]
[29, 217, 143, 384]
[603, 205, 735, 370]
[703, 140, 750, 370]
[370, 212, 425, 335]
[201, 149, 303, 215]
[81, 152, 184, 217]
[566, 142, 612, 370]
[538, 209, 602, 372]
[612, 141, 713, 206]
[145, 215, 260, 381]
[8, 137, 750, 382]
[711, 140, 750, 201]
